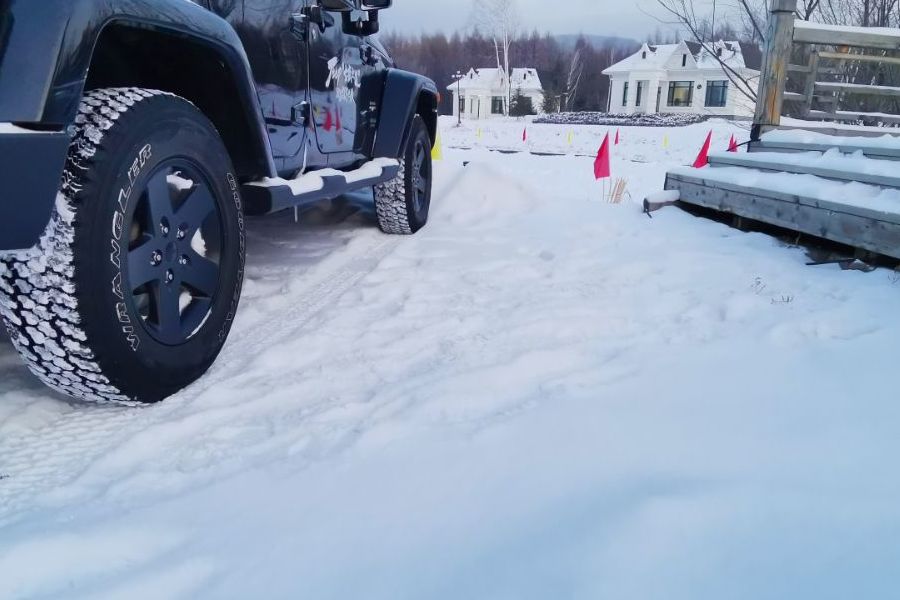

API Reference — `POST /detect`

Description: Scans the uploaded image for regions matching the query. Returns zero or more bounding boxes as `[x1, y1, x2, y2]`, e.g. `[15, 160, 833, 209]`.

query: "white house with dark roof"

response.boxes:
[602, 40, 762, 118]
[447, 67, 544, 120]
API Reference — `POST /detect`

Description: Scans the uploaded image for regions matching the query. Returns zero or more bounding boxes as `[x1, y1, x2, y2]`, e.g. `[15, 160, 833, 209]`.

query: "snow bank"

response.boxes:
[2, 117, 899, 599]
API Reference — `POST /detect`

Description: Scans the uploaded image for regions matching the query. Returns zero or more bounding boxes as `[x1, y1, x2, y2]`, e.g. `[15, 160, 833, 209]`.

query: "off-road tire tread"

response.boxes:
[0, 87, 175, 405]
[373, 154, 414, 235]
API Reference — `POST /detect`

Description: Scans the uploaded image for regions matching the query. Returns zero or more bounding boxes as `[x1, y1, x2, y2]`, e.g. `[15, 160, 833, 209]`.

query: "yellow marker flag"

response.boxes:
[477, 127, 482, 139]
[663, 134, 670, 149]
[432, 129, 443, 161]
[567, 131, 574, 145]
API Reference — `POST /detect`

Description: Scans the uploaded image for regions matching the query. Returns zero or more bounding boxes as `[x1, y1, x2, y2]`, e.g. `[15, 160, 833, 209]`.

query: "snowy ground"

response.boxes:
[2, 117, 900, 599]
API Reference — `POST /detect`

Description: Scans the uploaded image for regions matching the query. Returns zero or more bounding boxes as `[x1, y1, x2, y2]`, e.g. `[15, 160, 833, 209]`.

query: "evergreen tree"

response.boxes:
[509, 88, 535, 116]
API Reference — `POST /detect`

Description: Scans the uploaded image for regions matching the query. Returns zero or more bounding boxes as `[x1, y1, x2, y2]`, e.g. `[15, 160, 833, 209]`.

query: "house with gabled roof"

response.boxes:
[602, 40, 762, 118]
[447, 67, 544, 120]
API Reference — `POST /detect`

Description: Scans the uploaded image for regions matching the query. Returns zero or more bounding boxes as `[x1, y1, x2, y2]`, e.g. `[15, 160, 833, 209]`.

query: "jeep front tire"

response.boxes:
[0, 88, 245, 404]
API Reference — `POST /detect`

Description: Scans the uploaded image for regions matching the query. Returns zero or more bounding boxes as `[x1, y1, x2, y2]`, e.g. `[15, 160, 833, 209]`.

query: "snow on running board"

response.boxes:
[248, 158, 400, 196]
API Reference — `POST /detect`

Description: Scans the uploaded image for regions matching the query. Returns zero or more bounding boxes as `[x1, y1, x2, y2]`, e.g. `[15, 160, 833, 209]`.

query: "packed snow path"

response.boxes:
[2, 120, 900, 599]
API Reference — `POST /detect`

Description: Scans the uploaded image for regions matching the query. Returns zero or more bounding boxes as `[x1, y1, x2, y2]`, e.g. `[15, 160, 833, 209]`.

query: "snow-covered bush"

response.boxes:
[534, 112, 710, 127]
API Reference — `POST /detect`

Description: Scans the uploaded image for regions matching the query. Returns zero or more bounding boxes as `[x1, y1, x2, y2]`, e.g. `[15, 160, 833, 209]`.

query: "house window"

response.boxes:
[705, 80, 729, 107]
[642, 51, 647, 59]
[635, 81, 644, 107]
[622, 82, 629, 107]
[667, 81, 694, 107]
[491, 96, 504, 115]
[459, 95, 465, 114]
[682, 54, 688, 67]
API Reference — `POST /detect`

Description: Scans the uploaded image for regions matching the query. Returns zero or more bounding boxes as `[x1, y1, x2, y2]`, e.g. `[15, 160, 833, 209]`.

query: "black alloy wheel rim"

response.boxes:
[125, 160, 224, 346]
[411, 138, 431, 214]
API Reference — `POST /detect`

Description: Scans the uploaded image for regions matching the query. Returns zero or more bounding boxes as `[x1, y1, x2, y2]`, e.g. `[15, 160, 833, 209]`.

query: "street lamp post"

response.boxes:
[452, 70, 464, 126]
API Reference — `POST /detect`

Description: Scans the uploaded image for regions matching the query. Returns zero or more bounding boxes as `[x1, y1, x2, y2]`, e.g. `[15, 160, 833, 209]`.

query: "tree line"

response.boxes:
[381, 31, 639, 115]
[385, 0, 900, 118]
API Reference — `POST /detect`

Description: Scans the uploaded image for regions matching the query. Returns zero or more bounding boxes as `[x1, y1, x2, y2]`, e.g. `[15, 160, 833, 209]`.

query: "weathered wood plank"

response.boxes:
[794, 22, 900, 51]
[783, 92, 807, 102]
[759, 123, 900, 139]
[818, 50, 900, 67]
[803, 52, 820, 116]
[708, 153, 900, 189]
[665, 173, 900, 259]
[816, 81, 900, 97]
[807, 110, 900, 124]
[667, 169, 900, 225]
[749, 140, 900, 160]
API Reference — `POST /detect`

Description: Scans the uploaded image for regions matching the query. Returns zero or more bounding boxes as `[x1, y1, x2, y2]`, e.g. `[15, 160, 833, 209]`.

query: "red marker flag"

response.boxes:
[594, 133, 611, 180]
[728, 135, 739, 153]
[615, 129, 620, 145]
[693, 131, 713, 168]
[323, 109, 334, 132]
[522, 127, 528, 142]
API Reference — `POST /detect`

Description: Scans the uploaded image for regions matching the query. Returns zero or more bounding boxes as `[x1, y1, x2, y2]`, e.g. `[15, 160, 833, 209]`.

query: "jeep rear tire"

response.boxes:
[374, 115, 433, 235]
[0, 88, 245, 404]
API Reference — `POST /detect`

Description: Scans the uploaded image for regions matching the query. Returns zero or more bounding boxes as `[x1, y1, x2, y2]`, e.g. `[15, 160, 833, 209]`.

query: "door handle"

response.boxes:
[360, 44, 376, 66]
[293, 6, 335, 39]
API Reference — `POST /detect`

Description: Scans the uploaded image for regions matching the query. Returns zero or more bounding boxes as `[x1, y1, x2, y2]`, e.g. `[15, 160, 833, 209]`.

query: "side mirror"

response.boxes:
[320, 0, 354, 11]
[342, 10, 381, 36]
[361, 0, 392, 9]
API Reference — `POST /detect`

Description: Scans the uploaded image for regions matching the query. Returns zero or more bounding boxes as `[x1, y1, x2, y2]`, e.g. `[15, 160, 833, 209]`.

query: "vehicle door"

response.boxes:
[227, 0, 311, 171]
[308, 2, 371, 161]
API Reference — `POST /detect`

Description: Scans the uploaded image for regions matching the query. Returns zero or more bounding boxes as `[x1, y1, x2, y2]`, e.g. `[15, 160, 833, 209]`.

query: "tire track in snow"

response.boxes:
[0, 164, 471, 526]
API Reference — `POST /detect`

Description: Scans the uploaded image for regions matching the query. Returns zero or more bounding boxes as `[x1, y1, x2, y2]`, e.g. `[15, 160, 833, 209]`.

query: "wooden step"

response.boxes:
[708, 152, 900, 189]
[807, 110, 900, 126]
[750, 139, 900, 162]
[665, 167, 900, 259]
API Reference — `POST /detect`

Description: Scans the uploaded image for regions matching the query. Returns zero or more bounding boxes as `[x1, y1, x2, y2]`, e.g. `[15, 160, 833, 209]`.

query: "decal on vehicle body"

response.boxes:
[326, 52, 362, 102]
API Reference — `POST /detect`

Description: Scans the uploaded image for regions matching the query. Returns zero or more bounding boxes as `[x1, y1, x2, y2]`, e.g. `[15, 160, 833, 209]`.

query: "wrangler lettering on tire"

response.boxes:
[0, 0, 437, 403]
[0, 88, 245, 404]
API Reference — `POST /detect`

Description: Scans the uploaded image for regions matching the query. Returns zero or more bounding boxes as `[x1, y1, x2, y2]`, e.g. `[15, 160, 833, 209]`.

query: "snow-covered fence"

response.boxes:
[668, 0, 900, 263]
[534, 112, 708, 128]
[754, 0, 900, 138]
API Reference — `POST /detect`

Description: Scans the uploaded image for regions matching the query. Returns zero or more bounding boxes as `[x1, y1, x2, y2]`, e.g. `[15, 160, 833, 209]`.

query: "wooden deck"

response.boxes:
[666, 136, 900, 260]
[661, 2, 900, 263]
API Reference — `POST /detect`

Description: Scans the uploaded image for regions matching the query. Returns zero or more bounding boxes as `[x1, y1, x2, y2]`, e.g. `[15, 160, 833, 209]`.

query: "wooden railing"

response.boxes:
[753, 0, 900, 139]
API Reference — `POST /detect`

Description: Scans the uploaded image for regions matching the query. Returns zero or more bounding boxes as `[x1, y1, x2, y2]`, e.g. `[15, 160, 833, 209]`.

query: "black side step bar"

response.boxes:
[242, 158, 401, 214]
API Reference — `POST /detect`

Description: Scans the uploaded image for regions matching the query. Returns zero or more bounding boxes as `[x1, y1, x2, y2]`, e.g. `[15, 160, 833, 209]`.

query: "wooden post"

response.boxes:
[752, 0, 798, 140]
[803, 50, 819, 117]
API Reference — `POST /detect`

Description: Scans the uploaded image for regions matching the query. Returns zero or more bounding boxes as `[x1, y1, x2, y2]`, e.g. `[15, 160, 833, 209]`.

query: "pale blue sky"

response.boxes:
[381, 0, 700, 39]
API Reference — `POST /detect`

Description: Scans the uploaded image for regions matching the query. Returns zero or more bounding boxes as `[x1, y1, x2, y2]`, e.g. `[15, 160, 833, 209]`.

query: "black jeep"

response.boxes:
[0, 0, 438, 403]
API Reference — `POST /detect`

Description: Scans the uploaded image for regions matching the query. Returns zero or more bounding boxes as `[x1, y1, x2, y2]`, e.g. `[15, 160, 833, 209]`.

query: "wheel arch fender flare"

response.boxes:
[45, 0, 277, 179]
[373, 69, 439, 160]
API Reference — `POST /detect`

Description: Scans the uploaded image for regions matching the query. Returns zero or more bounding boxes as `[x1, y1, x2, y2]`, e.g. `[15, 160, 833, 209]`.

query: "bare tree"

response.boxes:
[470, 0, 519, 115]
[563, 45, 585, 111]
[653, 0, 763, 103]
